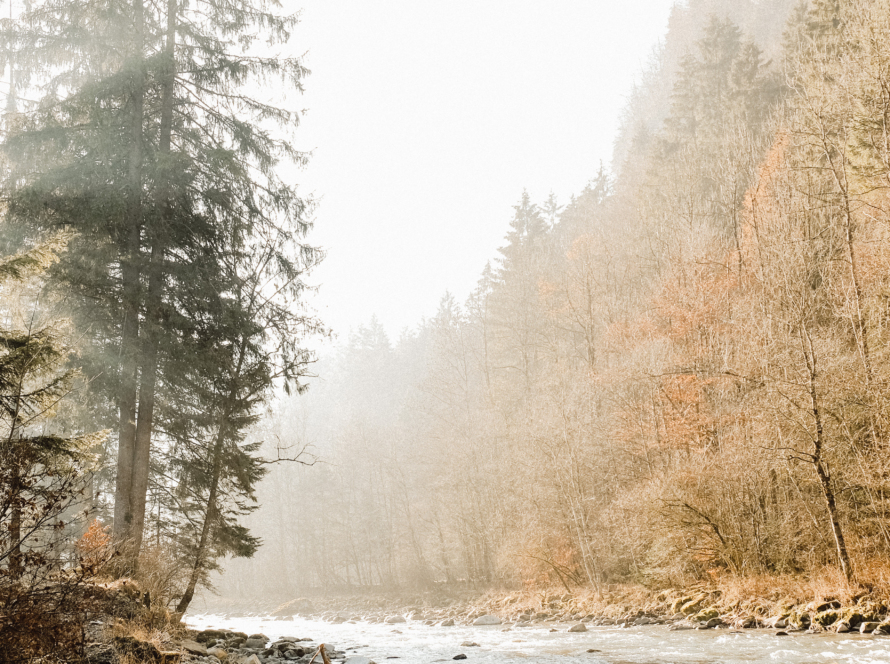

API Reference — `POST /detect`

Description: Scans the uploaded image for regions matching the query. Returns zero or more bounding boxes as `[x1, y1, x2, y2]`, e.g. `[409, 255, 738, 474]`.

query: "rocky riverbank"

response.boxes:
[192, 581, 890, 638]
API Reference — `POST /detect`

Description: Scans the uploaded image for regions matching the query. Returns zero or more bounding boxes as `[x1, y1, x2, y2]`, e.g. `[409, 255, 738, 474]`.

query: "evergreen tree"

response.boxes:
[1, 0, 319, 572]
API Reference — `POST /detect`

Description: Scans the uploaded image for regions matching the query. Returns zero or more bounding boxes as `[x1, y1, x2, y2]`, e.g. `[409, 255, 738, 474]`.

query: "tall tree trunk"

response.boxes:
[176, 337, 247, 614]
[113, 0, 145, 558]
[801, 324, 853, 581]
[126, 0, 177, 569]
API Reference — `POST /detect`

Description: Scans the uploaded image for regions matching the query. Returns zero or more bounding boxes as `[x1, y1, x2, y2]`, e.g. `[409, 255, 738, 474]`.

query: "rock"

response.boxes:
[440, 619, 455, 627]
[669, 623, 693, 631]
[679, 596, 707, 616]
[207, 647, 228, 661]
[248, 634, 269, 642]
[738, 617, 756, 629]
[472, 615, 501, 626]
[181, 640, 208, 656]
[460, 642, 479, 647]
[836, 621, 851, 633]
[408, 612, 423, 620]
[568, 624, 587, 633]
[776, 631, 789, 637]
[241, 656, 262, 664]
[874, 622, 890, 635]
[694, 609, 719, 622]
[814, 610, 839, 627]
[453, 656, 467, 661]
[344, 658, 376, 664]
[196, 630, 231, 645]
[384, 616, 406, 624]
[860, 621, 880, 634]
[244, 638, 266, 649]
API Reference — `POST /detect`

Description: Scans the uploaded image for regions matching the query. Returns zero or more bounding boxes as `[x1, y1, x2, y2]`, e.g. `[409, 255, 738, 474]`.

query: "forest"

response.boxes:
[4, 0, 890, 659]
[223, 0, 890, 599]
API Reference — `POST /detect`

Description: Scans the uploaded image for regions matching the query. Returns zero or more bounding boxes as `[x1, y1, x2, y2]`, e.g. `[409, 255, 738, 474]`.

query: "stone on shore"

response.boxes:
[568, 624, 587, 633]
[473, 615, 501, 626]
[860, 622, 880, 634]
[244, 637, 266, 649]
[180, 639, 207, 655]
[385, 615, 406, 624]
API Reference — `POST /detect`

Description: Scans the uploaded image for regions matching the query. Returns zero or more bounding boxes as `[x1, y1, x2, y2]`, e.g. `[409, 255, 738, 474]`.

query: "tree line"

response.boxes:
[223, 0, 890, 596]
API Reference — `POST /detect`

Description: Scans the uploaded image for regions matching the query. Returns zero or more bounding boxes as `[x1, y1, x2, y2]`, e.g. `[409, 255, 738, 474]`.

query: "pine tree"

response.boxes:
[2, 0, 319, 572]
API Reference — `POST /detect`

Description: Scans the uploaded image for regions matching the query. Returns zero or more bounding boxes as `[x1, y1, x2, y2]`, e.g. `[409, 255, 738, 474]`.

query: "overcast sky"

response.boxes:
[292, 0, 677, 344]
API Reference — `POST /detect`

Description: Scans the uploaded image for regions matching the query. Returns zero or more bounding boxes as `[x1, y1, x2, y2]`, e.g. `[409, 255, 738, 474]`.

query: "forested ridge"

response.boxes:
[224, 0, 890, 598]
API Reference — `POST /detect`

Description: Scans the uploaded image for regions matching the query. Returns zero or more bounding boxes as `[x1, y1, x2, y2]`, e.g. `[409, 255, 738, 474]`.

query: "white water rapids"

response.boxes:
[185, 613, 890, 663]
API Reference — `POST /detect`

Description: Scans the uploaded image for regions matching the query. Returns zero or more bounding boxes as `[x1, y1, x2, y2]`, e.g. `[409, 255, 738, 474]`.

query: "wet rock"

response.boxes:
[384, 616, 406, 624]
[344, 658, 376, 664]
[460, 642, 479, 647]
[860, 621, 880, 634]
[775, 631, 789, 637]
[473, 615, 501, 626]
[452, 655, 467, 661]
[874, 622, 890, 635]
[439, 619, 455, 627]
[248, 634, 269, 642]
[669, 623, 693, 631]
[568, 624, 587, 633]
[836, 621, 851, 633]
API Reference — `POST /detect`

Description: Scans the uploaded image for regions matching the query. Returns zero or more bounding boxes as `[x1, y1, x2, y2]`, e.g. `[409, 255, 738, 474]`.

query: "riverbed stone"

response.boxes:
[452, 656, 467, 661]
[440, 619, 455, 627]
[861, 621, 880, 633]
[181, 640, 208, 656]
[244, 638, 266, 650]
[874, 622, 890, 635]
[344, 658, 375, 664]
[460, 642, 479, 647]
[473, 615, 501, 625]
[568, 624, 587, 633]
[207, 647, 227, 661]
[836, 621, 851, 633]
[384, 615, 406, 624]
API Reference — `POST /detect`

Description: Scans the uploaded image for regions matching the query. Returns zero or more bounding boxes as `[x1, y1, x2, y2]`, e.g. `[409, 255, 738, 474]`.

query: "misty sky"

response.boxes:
[293, 1, 677, 343]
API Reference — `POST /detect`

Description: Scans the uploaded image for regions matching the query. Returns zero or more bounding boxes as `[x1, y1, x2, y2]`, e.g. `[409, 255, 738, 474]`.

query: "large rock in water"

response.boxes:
[344, 658, 376, 664]
[473, 615, 501, 626]
[385, 615, 406, 624]
[568, 623, 587, 633]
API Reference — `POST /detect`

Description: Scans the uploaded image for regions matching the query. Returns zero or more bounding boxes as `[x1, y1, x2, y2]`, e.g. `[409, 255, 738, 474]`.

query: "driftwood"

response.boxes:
[308, 643, 332, 664]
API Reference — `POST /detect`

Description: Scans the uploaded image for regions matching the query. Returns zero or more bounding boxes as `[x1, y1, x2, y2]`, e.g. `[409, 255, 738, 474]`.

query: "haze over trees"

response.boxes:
[221, 0, 890, 597]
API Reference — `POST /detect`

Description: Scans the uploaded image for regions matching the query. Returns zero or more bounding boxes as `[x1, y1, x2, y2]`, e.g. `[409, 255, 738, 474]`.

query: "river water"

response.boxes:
[185, 613, 890, 664]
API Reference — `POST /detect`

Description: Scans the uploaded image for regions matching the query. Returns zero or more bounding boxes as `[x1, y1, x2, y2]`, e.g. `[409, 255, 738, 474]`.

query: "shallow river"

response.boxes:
[185, 614, 890, 664]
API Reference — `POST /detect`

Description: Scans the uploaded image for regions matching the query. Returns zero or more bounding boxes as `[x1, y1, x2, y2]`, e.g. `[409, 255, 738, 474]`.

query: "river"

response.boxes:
[185, 613, 890, 663]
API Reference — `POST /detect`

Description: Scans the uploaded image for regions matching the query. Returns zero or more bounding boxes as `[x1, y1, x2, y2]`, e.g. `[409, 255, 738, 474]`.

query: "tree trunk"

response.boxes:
[801, 325, 853, 581]
[124, 0, 177, 569]
[113, 0, 145, 559]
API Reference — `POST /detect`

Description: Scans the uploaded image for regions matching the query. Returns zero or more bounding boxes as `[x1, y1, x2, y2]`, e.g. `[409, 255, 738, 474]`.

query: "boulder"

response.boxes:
[384, 615, 406, 624]
[207, 647, 228, 661]
[247, 634, 269, 641]
[244, 638, 266, 649]
[452, 656, 467, 661]
[836, 621, 851, 633]
[814, 610, 839, 627]
[180, 640, 207, 656]
[874, 622, 890, 636]
[439, 619, 455, 627]
[860, 621, 880, 634]
[472, 615, 501, 626]
[568, 624, 587, 633]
